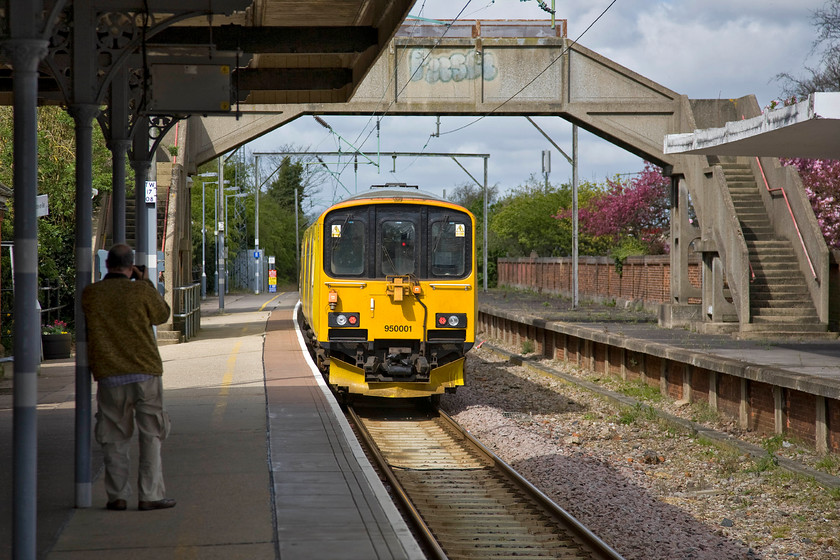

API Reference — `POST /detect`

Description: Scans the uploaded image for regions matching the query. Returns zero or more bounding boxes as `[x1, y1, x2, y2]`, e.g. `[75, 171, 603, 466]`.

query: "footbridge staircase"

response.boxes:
[172, 20, 831, 338]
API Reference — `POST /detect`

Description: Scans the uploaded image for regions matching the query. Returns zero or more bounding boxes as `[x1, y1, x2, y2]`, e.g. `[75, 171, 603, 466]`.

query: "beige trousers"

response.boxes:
[95, 376, 171, 502]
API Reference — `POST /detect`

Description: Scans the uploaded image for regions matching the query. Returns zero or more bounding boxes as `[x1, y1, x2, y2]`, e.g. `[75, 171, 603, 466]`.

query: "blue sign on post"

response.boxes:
[269, 285, 276, 293]
[254, 250, 260, 259]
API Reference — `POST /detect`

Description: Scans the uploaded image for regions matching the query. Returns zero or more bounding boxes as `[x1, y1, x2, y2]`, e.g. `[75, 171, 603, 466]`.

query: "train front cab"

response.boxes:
[307, 198, 476, 399]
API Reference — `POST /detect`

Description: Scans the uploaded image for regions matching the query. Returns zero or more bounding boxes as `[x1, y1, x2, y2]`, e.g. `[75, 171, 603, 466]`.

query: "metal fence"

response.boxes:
[173, 283, 201, 341]
[230, 250, 271, 293]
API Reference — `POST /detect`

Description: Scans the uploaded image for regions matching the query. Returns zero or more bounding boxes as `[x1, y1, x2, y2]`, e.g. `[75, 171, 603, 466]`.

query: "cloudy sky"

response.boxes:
[248, 0, 824, 211]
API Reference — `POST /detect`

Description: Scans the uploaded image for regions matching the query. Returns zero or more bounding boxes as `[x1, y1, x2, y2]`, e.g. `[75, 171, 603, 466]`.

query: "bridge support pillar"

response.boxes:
[660, 173, 702, 328]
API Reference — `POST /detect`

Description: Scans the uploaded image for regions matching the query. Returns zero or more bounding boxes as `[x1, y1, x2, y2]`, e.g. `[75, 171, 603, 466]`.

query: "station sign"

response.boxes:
[145, 181, 156, 204]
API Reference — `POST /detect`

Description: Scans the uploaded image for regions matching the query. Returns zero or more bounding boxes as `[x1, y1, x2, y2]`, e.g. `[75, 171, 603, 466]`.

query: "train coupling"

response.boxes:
[364, 348, 431, 379]
[385, 275, 421, 302]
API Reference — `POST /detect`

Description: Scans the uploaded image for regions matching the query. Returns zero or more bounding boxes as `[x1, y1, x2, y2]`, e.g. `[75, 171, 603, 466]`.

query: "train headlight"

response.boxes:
[435, 313, 467, 328]
[328, 312, 361, 328]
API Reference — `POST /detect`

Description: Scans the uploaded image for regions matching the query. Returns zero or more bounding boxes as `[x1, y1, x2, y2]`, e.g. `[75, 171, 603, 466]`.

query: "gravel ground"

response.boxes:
[440, 345, 840, 560]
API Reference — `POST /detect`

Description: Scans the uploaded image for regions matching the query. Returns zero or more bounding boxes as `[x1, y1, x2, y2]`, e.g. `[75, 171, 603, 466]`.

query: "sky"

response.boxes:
[246, 0, 825, 213]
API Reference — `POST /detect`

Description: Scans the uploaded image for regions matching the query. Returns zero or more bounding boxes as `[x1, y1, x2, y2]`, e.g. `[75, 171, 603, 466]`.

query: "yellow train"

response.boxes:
[298, 185, 476, 399]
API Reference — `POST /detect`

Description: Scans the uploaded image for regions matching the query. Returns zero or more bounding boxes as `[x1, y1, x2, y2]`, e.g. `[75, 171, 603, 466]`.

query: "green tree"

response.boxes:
[491, 175, 609, 258]
[0, 106, 112, 337]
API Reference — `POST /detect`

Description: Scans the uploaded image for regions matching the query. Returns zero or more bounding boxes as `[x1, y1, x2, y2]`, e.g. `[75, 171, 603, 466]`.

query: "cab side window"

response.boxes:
[329, 219, 366, 276]
[430, 220, 466, 277]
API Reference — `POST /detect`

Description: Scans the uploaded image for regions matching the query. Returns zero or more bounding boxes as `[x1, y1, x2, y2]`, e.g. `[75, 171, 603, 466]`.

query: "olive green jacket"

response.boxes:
[81, 273, 171, 381]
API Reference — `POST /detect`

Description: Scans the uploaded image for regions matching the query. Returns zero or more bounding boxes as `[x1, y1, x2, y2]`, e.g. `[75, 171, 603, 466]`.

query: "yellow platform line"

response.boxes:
[212, 340, 242, 423]
[259, 293, 282, 311]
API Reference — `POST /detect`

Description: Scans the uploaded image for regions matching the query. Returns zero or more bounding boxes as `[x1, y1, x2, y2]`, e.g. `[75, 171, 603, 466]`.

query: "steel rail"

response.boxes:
[347, 405, 448, 560]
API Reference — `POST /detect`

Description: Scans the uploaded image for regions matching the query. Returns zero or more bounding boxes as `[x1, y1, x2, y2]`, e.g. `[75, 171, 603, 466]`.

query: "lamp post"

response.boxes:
[196, 172, 229, 299]
[224, 189, 245, 293]
[254, 155, 260, 294]
[196, 172, 216, 299]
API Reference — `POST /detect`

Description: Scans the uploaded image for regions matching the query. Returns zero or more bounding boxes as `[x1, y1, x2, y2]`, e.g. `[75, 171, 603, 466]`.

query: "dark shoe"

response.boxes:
[106, 499, 127, 511]
[138, 498, 176, 511]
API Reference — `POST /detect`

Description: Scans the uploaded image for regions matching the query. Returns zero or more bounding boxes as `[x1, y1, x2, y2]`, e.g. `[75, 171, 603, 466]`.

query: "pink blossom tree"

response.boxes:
[558, 162, 670, 254]
[781, 158, 840, 250]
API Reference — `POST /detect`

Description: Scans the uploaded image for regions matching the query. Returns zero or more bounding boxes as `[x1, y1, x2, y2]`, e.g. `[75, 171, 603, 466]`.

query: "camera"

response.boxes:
[131, 265, 146, 280]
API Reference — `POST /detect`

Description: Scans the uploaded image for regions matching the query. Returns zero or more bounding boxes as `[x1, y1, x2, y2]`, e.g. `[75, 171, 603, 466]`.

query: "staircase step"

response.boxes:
[750, 251, 796, 264]
[743, 230, 776, 239]
[156, 329, 182, 346]
[740, 322, 827, 333]
[751, 285, 810, 296]
[746, 241, 795, 251]
[751, 307, 819, 319]
[750, 298, 814, 308]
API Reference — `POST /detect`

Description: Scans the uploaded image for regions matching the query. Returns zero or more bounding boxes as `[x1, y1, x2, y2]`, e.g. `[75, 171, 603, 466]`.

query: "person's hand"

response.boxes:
[131, 265, 148, 280]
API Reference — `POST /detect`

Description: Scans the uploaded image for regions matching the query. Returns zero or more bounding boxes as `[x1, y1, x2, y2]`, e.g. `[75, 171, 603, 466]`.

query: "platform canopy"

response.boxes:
[0, 0, 415, 108]
[664, 92, 840, 159]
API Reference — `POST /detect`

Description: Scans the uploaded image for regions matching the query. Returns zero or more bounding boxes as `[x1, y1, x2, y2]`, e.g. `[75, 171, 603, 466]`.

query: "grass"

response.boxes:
[611, 379, 664, 403]
[689, 401, 720, 424]
[610, 402, 658, 426]
[761, 434, 786, 455]
[770, 525, 791, 539]
[749, 453, 780, 473]
[815, 453, 840, 475]
[521, 339, 535, 354]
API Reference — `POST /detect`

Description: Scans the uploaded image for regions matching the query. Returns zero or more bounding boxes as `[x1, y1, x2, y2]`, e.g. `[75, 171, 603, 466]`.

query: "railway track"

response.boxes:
[349, 402, 625, 560]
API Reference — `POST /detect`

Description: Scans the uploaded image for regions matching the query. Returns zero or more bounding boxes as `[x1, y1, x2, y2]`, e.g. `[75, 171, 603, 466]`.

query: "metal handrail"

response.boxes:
[755, 157, 817, 280]
[172, 283, 201, 341]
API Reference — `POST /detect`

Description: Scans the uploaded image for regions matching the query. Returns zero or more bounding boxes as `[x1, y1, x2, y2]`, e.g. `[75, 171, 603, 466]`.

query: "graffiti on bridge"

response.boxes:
[408, 49, 498, 84]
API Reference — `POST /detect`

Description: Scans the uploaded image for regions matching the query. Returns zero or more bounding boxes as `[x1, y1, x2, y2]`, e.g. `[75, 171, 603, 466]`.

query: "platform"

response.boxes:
[0, 292, 423, 560]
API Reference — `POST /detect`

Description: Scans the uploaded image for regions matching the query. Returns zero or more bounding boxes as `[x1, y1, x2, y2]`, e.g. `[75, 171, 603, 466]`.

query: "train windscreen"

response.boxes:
[381, 221, 416, 275]
[324, 203, 471, 279]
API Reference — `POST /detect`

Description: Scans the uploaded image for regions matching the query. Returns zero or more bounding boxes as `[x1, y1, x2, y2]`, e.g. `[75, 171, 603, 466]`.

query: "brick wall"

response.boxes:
[497, 255, 701, 305]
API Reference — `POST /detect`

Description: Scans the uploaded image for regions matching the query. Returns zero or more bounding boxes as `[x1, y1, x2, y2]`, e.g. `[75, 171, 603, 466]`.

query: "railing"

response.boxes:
[755, 157, 817, 280]
[173, 283, 201, 341]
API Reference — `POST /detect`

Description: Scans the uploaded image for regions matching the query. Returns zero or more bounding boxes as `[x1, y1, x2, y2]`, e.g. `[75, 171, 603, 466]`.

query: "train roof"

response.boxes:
[339, 187, 445, 204]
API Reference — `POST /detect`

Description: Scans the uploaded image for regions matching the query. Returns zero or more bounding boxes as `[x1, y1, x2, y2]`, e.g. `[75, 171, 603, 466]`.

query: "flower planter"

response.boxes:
[42, 333, 72, 360]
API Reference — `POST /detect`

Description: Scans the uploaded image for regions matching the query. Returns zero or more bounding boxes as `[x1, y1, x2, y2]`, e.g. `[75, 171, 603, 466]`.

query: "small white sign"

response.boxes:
[268, 256, 275, 265]
[36, 194, 49, 217]
[145, 181, 157, 204]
